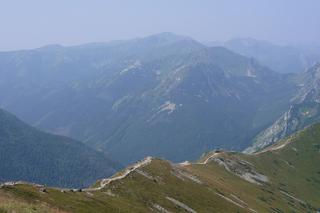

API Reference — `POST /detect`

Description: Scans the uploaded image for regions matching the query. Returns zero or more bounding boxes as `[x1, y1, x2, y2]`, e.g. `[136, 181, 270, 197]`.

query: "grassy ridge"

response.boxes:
[1, 124, 320, 212]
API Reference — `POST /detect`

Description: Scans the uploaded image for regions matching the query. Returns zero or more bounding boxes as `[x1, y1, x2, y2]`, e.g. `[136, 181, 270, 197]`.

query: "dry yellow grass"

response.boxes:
[0, 193, 68, 213]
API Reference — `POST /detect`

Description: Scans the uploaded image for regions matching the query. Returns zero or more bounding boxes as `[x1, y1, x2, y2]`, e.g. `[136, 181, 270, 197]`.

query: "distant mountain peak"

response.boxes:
[144, 32, 194, 41]
[227, 37, 267, 45]
[223, 38, 320, 73]
[138, 32, 200, 48]
[37, 44, 64, 50]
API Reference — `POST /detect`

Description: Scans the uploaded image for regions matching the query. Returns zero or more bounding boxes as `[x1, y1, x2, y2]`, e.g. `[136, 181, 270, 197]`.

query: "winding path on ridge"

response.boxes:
[84, 157, 153, 191]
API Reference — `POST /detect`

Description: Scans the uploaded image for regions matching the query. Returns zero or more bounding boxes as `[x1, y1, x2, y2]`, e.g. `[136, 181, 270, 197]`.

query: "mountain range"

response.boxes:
[0, 32, 320, 212]
[0, 33, 300, 164]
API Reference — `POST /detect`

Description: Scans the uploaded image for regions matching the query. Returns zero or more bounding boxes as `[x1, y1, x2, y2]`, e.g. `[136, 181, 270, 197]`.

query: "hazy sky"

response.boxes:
[0, 0, 319, 50]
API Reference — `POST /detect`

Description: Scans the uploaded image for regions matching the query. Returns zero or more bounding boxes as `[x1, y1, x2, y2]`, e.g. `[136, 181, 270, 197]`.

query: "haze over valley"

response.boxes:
[0, 1, 319, 212]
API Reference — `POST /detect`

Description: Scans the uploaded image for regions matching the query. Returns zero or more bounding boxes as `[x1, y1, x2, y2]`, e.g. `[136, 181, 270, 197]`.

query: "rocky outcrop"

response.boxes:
[244, 106, 296, 153]
[245, 63, 320, 153]
[204, 153, 269, 185]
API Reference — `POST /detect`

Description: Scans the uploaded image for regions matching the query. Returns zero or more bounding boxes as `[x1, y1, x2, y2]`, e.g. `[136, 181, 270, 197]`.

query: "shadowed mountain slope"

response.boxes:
[0, 108, 119, 188]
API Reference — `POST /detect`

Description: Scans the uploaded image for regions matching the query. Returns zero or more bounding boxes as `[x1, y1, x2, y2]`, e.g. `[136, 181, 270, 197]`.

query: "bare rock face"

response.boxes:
[244, 106, 296, 153]
[211, 154, 268, 185]
[246, 63, 320, 153]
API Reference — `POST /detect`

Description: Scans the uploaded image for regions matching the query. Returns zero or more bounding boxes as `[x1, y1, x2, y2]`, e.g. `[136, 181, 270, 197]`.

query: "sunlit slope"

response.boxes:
[1, 123, 319, 212]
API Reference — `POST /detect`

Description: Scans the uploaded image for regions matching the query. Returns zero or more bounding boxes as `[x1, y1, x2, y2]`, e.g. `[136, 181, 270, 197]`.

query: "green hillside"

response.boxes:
[1, 123, 319, 212]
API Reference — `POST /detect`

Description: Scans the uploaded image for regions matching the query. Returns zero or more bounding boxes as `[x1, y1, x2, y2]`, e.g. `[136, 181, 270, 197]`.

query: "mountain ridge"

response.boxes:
[210, 37, 320, 73]
[0, 33, 297, 164]
[1, 122, 319, 212]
